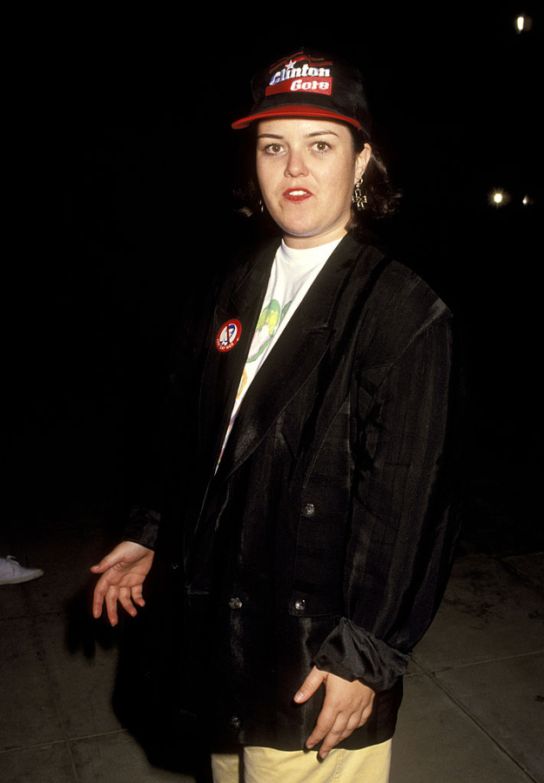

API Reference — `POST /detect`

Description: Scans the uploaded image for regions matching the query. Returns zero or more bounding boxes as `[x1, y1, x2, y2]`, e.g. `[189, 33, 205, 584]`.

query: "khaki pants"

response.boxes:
[211, 738, 392, 782]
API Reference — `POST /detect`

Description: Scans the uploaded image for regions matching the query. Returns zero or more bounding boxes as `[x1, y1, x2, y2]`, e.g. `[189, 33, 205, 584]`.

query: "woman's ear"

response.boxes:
[354, 143, 372, 183]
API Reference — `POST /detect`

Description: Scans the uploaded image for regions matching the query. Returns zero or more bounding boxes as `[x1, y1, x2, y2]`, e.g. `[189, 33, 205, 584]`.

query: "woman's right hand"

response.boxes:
[90, 541, 155, 626]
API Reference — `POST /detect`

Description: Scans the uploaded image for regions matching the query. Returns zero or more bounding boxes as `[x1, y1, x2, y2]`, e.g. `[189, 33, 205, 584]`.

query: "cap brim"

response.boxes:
[231, 105, 364, 131]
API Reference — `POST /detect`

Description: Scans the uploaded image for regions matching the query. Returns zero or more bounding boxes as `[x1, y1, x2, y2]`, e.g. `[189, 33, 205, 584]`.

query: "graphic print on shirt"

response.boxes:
[236, 298, 292, 400]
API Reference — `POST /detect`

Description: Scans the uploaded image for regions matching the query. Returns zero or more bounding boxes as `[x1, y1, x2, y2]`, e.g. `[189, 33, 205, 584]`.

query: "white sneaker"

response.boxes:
[0, 556, 44, 585]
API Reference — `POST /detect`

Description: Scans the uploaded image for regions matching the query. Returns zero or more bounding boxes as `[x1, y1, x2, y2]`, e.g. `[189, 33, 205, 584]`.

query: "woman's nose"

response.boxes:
[284, 149, 308, 177]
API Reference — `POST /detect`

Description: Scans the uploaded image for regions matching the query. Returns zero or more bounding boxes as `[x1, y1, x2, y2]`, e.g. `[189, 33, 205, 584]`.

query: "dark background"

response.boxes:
[6, 7, 542, 554]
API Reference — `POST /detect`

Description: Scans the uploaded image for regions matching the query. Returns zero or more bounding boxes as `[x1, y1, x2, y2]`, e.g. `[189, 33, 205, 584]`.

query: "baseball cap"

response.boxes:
[231, 49, 372, 139]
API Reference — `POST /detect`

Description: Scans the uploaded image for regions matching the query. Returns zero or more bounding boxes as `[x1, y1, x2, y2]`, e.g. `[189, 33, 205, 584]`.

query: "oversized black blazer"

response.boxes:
[124, 229, 465, 752]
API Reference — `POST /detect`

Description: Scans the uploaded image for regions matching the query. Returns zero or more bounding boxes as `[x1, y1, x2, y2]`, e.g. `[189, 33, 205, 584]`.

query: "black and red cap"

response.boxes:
[231, 49, 372, 140]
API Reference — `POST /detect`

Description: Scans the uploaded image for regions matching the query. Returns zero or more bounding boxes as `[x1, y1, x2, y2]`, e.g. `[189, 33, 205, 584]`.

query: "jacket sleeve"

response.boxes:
[120, 276, 219, 551]
[120, 353, 185, 552]
[312, 308, 467, 691]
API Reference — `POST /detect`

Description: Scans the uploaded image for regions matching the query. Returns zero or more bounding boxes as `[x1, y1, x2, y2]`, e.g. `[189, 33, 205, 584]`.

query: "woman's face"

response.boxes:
[255, 118, 371, 249]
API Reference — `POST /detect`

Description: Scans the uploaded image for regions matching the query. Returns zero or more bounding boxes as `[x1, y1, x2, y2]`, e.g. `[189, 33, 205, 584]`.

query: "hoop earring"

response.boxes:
[352, 178, 368, 211]
[258, 198, 264, 214]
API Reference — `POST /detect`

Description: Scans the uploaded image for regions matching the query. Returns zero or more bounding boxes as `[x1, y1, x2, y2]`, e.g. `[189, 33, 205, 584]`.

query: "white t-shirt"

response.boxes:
[216, 236, 342, 469]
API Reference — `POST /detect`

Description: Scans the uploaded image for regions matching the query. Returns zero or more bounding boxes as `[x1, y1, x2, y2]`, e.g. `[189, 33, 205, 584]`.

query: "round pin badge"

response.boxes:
[215, 319, 242, 353]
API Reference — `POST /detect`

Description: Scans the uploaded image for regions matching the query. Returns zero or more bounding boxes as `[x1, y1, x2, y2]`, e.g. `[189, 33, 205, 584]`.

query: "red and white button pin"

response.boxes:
[215, 319, 242, 353]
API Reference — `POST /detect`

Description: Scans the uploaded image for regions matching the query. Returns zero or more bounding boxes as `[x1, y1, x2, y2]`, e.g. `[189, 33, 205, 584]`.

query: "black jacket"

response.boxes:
[124, 230, 465, 751]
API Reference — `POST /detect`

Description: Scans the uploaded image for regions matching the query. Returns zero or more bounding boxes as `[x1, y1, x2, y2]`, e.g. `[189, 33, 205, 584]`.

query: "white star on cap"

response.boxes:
[285, 59, 298, 70]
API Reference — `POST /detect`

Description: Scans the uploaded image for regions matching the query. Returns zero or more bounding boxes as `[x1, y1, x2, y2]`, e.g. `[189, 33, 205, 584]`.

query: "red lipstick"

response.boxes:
[283, 188, 313, 202]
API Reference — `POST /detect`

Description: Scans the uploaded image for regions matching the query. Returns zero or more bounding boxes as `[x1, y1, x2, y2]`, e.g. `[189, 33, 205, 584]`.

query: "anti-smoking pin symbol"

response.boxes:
[215, 319, 242, 353]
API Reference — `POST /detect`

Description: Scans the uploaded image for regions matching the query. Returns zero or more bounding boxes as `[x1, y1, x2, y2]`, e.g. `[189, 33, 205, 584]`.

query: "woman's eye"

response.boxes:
[263, 143, 283, 155]
[312, 141, 331, 152]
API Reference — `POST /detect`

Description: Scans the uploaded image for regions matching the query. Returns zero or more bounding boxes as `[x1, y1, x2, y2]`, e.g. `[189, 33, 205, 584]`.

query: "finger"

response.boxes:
[305, 704, 338, 748]
[346, 712, 366, 732]
[318, 732, 347, 759]
[118, 587, 138, 618]
[317, 708, 371, 758]
[294, 667, 327, 704]
[105, 588, 120, 627]
[92, 580, 108, 619]
[92, 589, 104, 619]
[90, 553, 122, 574]
[317, 713, 352, 759]
[131, 584, 145, 607]
[361, 700, 374, 723]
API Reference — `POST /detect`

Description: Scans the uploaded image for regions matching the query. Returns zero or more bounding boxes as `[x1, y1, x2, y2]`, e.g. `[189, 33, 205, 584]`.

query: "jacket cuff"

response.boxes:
[312, 617, 410, 692]
[122, 506, 161, 551]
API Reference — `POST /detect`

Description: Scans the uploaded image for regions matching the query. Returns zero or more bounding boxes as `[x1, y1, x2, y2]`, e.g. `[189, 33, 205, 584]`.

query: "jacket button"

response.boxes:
[228, 596, 243, 610]
[294, 599, 306, 614]
[302, 502, 315, 517]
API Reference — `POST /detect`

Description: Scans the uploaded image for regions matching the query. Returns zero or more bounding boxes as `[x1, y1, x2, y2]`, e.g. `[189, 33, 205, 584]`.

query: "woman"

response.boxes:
[91, 49, 464, 782]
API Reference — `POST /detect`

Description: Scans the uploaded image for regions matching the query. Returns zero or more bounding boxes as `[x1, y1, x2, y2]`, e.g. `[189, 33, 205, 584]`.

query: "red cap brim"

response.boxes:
[231, 104, 364, 131]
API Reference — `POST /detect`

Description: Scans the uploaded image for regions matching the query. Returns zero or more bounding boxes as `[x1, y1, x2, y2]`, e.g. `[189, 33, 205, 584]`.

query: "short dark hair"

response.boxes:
[232, 123, 402, 230]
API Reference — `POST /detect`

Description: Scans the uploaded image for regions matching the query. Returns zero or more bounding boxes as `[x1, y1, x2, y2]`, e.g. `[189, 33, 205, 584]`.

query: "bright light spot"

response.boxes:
[489, 189, 510, 207]
[522, 195, 534, 206]
[515, 15, 532, 32]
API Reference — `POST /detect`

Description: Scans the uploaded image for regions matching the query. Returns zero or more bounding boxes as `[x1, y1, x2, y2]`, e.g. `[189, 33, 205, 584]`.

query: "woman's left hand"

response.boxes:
[293, 666, 375, 759]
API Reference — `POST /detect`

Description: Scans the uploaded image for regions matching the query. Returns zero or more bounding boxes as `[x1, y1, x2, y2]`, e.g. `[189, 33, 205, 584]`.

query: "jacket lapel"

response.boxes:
[216, 233, 370, 482]
[196, 237, 281, 473]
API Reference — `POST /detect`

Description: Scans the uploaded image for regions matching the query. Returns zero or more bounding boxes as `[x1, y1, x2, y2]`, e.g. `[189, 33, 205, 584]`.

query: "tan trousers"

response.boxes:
[211, 738, 392, 783]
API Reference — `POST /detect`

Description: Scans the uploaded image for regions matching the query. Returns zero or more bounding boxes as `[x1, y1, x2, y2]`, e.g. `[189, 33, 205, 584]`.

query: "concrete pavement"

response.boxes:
[1, 514, 542, 782]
